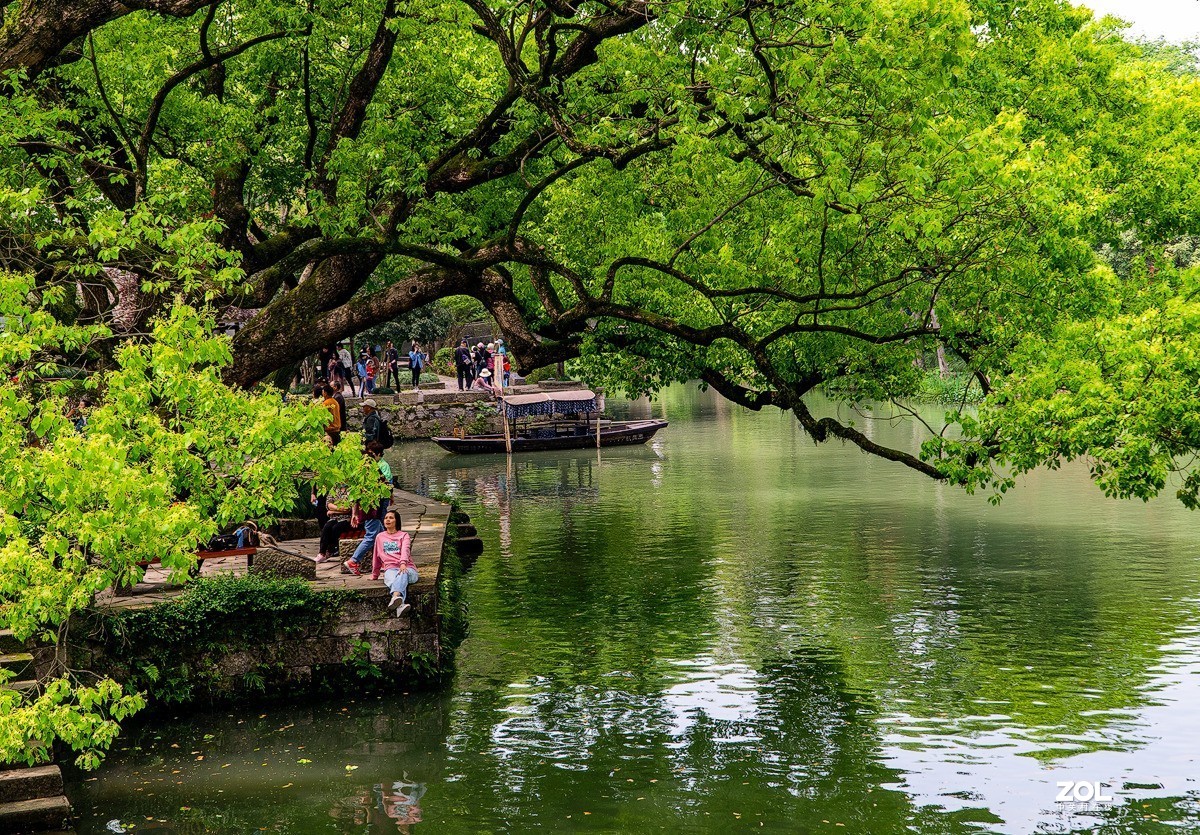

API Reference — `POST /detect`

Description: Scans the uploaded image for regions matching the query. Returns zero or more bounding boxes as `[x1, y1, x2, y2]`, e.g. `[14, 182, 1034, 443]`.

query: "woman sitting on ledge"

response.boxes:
[373, 509, 416, 617]
[316, 487, 353, 563]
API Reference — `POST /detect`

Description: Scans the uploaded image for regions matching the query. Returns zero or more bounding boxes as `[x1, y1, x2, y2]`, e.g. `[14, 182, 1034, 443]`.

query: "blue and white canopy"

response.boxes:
[499, 389, 597, 420]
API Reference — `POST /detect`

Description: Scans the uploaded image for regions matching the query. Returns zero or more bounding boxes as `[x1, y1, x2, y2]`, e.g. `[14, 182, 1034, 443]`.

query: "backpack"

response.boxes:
[377, 416, 394, 449]
[202, 533, 242, 552]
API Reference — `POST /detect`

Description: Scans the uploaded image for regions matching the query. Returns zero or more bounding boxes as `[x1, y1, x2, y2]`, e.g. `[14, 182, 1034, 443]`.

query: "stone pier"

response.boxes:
[65, 490, 466, 703]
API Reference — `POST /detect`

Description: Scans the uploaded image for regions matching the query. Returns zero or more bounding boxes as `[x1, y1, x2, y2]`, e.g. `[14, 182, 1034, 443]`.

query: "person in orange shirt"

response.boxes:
[317, 383, 341, 445]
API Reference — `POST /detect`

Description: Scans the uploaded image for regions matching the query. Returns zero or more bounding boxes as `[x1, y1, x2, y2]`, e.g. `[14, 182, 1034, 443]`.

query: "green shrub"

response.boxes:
[420, 372, 441, 384]
[521, 365, 558, 384]
[432, 347, 455, 376]
[915, 371, 984, 405]
[373, 386, 395, 395]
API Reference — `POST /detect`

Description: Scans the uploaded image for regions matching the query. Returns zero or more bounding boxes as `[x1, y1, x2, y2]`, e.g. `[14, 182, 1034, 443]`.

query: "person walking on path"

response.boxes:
[454, 339, 474, 391]
[332, 383, 348, 431]
[472, 342, 485, 379]
[342, 442, 391, 576]
[373, 509, 416, 617]
[408, 343, 426, 390]
[384, 341, 401, 390]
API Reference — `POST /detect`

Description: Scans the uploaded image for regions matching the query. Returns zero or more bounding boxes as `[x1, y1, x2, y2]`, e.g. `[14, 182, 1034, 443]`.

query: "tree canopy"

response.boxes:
[6, 0, 1200, 771]
[3, 0, 1200, 485]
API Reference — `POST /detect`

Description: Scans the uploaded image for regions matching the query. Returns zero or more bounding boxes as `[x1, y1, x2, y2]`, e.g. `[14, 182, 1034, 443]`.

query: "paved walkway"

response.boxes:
[94, 489, 449, 611]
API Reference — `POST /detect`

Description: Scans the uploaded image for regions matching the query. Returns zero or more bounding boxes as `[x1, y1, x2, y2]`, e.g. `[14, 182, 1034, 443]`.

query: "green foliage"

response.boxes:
[358, 303, 454, 350]
[95, 574, 354, 703]
[432, 347, 455, 376]
[0, 271, 386, 768]
[925, 260, 1200, 505]
[4, 0, 1200, 504]
[342, 637, 383, 680]
[915, 372, 984, 406]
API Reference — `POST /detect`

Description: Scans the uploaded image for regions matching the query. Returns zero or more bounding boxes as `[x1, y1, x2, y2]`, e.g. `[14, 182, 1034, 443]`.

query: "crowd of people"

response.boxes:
[316, 334, 512, 399]
[453, 337, 510, 392]
[308, 356, 417, 616]
[301, 333, 513, 613]
[318, 340, 428, 398]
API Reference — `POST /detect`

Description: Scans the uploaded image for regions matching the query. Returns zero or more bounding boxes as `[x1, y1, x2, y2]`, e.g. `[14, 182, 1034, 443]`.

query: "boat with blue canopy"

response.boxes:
[431, 389, 668, 454]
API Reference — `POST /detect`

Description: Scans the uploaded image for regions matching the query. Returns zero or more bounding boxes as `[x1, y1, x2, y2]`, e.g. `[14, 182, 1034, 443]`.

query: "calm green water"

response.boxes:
[68, 387, 1200, 833]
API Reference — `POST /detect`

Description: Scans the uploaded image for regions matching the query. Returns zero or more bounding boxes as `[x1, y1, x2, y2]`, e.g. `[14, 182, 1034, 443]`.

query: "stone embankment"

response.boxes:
[338, 381, 598, 439]
[0, 629, 70, 833]
[71, 491, 467, 701]
[10, 491, 481, 832]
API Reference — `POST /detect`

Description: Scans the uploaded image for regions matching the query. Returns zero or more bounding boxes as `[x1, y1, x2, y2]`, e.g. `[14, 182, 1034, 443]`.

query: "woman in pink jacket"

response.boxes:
[372, 509, 417, 617]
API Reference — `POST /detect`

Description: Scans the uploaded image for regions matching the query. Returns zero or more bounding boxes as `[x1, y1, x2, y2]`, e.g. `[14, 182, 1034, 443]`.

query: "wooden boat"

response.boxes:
[431, 389, 667, 454]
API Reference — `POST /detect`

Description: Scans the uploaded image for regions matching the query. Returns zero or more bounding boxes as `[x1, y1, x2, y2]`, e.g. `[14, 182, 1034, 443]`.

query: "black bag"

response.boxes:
[202, 533, 241, 552]
[377, 416, 394, 449]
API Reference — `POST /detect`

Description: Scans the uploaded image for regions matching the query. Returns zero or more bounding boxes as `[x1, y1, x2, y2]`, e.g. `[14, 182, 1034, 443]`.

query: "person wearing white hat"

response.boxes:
[472, 368, 493, 394]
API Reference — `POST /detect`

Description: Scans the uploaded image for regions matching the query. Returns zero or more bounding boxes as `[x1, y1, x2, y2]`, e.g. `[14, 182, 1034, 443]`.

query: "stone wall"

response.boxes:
[63, 581, 443, 702]
[344, 392, 504, 440]
[337, 384, 602, 441]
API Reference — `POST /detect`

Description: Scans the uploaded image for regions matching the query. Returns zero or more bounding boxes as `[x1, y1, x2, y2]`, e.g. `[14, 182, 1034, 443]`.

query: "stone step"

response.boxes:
[0, 630, 23, 655]
[0, 795, 70, 832]
[0, 653, 34, 680]
[454, 536, 483, 556]
[0, 766, 63, 804]
[2, 679, 38, 696]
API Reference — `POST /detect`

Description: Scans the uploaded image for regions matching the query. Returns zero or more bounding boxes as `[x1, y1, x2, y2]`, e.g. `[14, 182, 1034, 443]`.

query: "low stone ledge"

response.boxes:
[251, 549, 316, 581]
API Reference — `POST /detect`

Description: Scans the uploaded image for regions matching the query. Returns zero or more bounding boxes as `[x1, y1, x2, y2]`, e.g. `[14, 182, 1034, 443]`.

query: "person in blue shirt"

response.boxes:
[408, 343, 426, 390]
[355, 354, 369, 397]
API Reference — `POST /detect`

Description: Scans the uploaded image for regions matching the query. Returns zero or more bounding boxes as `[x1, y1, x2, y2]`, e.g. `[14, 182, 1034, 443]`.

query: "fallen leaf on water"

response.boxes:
[298, 758, 312, 765]
[180, 807, 190, 811]
[281, 783, 293, 788]
[345, 764, 359, 771]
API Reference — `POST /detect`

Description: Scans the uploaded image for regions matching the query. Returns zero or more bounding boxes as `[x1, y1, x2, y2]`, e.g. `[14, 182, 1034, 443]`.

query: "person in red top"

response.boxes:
[372, 509, 417, 617]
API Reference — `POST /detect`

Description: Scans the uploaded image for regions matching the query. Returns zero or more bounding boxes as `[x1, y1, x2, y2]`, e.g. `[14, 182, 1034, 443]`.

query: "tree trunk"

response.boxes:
[0, 0, 214, 78]
[225, 260, 469, 388]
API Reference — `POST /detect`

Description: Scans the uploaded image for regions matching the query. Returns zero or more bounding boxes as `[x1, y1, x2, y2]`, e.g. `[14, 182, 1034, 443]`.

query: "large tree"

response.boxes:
[4, 0, 1200, 495]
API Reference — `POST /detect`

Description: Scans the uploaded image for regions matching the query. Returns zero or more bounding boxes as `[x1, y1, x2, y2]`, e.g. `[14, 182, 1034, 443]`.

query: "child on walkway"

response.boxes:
[372, 509, 417, 617]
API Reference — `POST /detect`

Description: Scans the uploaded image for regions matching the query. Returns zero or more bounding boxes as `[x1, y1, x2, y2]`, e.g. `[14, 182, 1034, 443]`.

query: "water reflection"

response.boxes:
[67, 385, 1200, 833]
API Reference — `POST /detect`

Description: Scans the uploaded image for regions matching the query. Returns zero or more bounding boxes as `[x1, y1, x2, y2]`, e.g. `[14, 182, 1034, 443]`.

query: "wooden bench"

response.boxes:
[137, 547, 259, 571]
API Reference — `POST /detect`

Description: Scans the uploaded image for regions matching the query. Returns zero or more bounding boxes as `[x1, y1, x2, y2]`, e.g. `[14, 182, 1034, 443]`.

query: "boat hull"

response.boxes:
[432, 419, 668, 454]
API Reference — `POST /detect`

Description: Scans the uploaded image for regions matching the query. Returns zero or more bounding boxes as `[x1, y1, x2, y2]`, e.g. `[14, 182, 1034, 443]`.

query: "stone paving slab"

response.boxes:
[94, 490, 449, 611]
